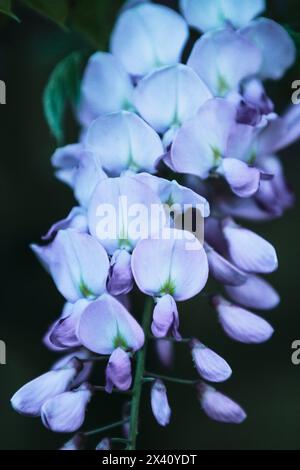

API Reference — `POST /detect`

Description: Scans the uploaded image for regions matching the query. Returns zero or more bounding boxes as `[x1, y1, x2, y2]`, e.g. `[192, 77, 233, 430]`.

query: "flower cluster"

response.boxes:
[11, 0, 299, 450]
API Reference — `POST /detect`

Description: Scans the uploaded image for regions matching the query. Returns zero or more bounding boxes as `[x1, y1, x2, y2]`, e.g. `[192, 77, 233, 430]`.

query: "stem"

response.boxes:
[84, 419, 128, 437]
[148, 335, 191, 343]
[145, 372, 199, 386]
[127, 296, 153, 450]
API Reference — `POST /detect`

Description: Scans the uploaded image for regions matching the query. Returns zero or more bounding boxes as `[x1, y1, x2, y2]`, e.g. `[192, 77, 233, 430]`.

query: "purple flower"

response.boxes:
[240, 18, 296, 80]
[42, 207, 88, 241]
[151, 380, 171, 426]
[214, 295, 274, 343]
[198, 382, 247, 424]
[131, 229, 208, 301]
[190, 339, 232, 382]
[187, 29, 262, 96]
[222, 218, 278, 274]
[134, 64, 212, 135]
[51, 143, 83, 187]
[225, 274, 280, 310]
[88, 175, 165, 255]
[107, 249, 134, 296]
[205, 244, 247, 286]
[180, 0, 265, 32]
[77, 52, 134, 127]
[41, 383, 93, 433]
[51, 349, 93, 389]
[85, 111, 163, 176]
[49, 299, 90, 349]
[110, 3, 188, 76]
[11, 358, 81, 416]
[105, 347, 132, 393]
[31, 229, 109, 302]
[221, 158, 261, 198]
[78, 293, 144, 355]
[151, 294, 181, 340]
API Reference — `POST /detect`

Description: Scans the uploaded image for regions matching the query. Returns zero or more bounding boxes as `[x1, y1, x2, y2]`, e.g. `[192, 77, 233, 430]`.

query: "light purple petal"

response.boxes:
[225, 274, 280, 310]
[134, 64, 212, 133]
[73, 150, 107, 208]
[110, 3, 188, 76]
[180, 0, 265, 32]
[11, 359, 81, 417]
[32, 229, 109, 302]
[214, 296, 274, 343]
[105, 348, 132, 393]
[223, 219, 278, 273]
[198, 383, 247, 424]
[86, 111, 163, 176]
[191, 339, 232, 382]
[107, 249, 134, 296]
[41, 383, 93, 433]
[151, 380, 171, 427]
[88, 175, 165, 255]
[221, 158, 261, 198]
[187, 29, 261, 96]
[49, 299, 90, 349]
[77, 293, 144, 355]
[51, 349, 93, 389]
[77, 52, 134, 127]
[51, 144, 83, 187]
[170, 98, 237, 178]
[131, 229, 208, 301]
[151, 294, 181, 340]
[240, 18, 296, 80]
[42, 207, 88, 241]
[206, 244, 247, 286]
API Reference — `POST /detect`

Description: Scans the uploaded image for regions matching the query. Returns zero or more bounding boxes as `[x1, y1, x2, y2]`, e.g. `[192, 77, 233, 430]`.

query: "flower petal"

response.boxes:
[107, 249, 134, 296]
[198, 383, 247, 424]
[88, 175, 165, 255]
[206, 244, 247, 286]
[131, 229, 208, 301]
[51, 144, 83, 187]
[225, 274, 280, 310]
[11, 359, 81, 417]
[151, 380, 171, 427]
[134, 64, 212, 133]
[223, 219, 278, 273]
[41, 383, 93, 433]
[77, 52, 134, 127]
[151, 294, 181, 340]
[105, 348, 132, 393]
[32, 229, 109, 302]
[191, 339, 232, 382]
[42, 207, 88, 241]
[110, 3, 188, 76]
[240, 18, 296, 80]
[221, 158, 261, 198]
[214, 296, 274, 343]
[77, 293, 144, 355]
[187, 29, 261, 96]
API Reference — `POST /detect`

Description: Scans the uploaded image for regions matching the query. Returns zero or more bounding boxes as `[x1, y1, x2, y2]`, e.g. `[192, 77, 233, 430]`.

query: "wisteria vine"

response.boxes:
[11, 0, 300, 450]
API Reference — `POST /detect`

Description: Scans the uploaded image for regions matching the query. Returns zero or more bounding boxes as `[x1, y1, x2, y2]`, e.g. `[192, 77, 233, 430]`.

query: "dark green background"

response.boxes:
[1, 0, 300, 450]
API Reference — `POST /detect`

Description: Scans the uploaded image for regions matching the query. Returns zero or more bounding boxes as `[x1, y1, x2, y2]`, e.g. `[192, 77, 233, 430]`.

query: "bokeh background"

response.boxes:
[1, 0, 300, 450]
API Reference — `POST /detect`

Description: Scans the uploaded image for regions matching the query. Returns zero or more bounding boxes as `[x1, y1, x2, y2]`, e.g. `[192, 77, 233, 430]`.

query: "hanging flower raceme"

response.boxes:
[12, 0, 299, 451]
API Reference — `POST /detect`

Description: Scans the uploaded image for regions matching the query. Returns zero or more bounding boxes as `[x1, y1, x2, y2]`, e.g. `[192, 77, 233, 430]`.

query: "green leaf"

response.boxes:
[68, 0, 124, 49]
[0, 0, 20, 21]
[43, 51, 87, 144]
[21, 0, 69, 28]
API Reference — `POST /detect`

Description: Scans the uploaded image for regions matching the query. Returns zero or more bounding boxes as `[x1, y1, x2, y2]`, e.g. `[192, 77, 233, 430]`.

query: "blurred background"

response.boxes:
[1, 0, 300, 450]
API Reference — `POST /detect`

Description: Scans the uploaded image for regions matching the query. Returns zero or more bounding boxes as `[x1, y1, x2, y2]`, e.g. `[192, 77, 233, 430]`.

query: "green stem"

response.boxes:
[148, 335, 191, 343]
[127, 296, 153, 450]
[145, 372, 199, 386]
[84, 419, 128, 437]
